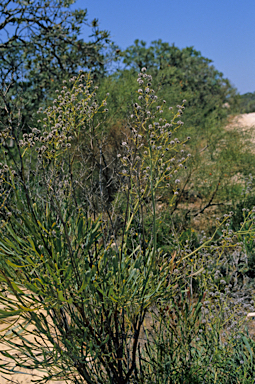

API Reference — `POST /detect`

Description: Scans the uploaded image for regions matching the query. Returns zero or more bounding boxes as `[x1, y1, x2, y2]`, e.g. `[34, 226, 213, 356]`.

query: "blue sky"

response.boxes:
[75, 0, 255, 95]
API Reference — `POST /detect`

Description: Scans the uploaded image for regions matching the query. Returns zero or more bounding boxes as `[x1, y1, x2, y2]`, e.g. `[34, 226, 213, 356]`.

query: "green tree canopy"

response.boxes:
[0, 0, 114, 130]
[119, 39, 238, 124]
[238, 92, 255, 113]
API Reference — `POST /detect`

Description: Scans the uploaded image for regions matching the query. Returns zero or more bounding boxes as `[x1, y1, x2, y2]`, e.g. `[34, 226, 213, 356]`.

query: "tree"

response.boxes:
[93, 40, 255, 229]
[120, 39, 238, 121]
[0, 0, 114, 131]
[238, 92, 255, 113]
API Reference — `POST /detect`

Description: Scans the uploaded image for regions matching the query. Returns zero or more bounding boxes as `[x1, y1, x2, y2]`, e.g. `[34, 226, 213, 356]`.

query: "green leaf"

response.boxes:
[57, 290, 66, 302]
[0, 309, 21, 318]
[6, 260, 25, 269]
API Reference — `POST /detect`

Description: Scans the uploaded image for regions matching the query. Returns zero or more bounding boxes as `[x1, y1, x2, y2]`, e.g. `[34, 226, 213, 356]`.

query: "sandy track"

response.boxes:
[230, 112, 255, 128]
[0, 298, 67, 384]
[226, 112, 255, 142]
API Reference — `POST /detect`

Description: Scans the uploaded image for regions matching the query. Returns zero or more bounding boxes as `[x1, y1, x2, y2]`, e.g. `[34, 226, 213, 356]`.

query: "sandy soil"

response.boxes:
[0, 298, 67, 384]
[230, 112, 255, 128]
[226, 112, 255, 143]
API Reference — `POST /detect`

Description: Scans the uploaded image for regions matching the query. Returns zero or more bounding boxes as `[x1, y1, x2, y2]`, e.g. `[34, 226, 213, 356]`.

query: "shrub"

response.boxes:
[0, 70, 255, 383]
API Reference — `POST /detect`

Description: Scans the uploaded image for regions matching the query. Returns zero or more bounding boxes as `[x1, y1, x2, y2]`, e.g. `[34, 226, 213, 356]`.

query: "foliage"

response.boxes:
[0, 68, 255, 384]
[0, 0, 115, 132]
[1, 13, 251, 229]
[95, 41, 255, 229]
[120, 39, 238, 121]
[238, 92, 255, 114]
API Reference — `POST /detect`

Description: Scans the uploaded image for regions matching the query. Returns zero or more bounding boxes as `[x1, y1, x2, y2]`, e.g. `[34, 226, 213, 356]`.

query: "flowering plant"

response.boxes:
[0, 70, 255, 383]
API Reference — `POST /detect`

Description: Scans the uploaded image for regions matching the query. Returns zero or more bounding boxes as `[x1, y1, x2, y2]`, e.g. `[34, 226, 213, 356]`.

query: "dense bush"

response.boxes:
[238, 92, 255, 113]
[96, 46, 255, 230]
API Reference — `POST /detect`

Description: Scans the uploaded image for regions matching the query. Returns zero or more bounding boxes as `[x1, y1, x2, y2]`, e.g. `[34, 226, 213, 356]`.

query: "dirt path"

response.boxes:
[0, 334, 66, 384]
[226, 112, 255, 143]
[0, 299, 67, 384]
[231, 112, 255, 128]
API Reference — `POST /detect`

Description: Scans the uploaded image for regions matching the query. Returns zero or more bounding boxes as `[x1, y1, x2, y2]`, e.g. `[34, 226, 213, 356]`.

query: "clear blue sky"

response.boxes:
[74, 0, 255, 95]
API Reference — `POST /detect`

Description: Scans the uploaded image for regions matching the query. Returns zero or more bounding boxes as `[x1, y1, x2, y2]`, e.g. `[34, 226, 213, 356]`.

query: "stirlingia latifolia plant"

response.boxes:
[0, 69, 255, 383]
